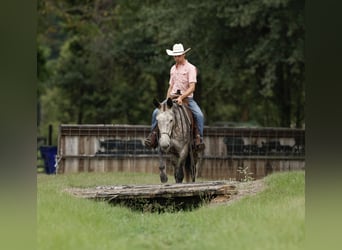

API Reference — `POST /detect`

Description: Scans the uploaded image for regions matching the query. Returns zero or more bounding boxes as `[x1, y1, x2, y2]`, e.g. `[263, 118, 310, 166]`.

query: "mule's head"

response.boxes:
[155, 98, 174, 152]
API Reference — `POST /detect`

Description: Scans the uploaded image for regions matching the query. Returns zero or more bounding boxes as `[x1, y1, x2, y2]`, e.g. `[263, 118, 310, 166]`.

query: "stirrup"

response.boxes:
[196, 142, 205, 151]
[195, 135, 205, 151]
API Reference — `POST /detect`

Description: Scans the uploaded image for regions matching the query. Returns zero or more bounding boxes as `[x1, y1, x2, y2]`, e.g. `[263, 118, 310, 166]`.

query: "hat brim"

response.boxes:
[166, 48, 191, 56]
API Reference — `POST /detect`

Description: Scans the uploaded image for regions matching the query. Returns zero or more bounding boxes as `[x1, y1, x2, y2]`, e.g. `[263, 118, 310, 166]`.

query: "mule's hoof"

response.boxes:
[160, 173, 168, 183]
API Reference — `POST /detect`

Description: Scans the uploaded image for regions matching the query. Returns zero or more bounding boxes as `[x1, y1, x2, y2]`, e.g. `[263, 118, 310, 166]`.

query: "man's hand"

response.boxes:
[176, 96, 183, 105]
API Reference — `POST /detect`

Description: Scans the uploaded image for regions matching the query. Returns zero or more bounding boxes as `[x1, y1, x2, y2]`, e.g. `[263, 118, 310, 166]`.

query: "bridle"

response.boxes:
[157, 106, 174, 141]
[161, 131, 171, 139]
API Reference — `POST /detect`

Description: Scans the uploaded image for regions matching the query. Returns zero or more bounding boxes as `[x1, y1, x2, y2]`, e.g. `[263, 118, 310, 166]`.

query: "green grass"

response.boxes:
[37, 171, 305, 250]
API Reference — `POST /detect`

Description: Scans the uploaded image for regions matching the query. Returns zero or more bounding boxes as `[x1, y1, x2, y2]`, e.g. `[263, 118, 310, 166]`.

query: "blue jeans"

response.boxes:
[151, 98, 204, 138]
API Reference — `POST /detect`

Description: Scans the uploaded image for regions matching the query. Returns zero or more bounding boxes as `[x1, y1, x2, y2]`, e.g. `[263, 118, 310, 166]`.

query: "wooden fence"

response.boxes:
[57, 124, 305, 180]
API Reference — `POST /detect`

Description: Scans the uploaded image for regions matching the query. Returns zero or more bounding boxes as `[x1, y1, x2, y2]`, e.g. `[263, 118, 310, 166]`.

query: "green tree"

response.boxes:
[37, 0, 305, 131]
[137, 0, 305, 127]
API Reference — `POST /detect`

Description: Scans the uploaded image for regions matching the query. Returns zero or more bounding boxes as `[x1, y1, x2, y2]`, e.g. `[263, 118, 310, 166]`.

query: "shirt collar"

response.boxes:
[175, 59, 187, 68]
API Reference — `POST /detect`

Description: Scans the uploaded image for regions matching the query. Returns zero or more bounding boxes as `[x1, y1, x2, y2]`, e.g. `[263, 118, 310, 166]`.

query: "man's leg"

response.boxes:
[151, 108, 158, 131]
[144, 108, 159, 148]
[188, 98, 205, 150]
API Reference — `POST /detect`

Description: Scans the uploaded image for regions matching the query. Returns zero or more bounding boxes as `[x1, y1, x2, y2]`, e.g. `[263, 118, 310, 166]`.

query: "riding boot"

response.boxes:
[195, 134, 205, 151]
[192, 120, 205, 151]
[144, 127, 159, 149]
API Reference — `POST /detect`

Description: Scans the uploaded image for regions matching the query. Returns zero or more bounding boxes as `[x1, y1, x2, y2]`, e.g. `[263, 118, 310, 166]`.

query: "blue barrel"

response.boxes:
[39, 146, 57, 174]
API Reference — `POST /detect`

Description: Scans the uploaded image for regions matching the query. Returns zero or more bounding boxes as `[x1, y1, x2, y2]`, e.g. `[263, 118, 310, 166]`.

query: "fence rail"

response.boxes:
[57, 124, 305, 180]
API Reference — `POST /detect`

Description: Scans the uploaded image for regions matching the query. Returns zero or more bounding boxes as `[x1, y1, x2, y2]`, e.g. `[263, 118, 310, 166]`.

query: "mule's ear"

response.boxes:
[166, 98, 173, 108]
[153, 98, 160, 108]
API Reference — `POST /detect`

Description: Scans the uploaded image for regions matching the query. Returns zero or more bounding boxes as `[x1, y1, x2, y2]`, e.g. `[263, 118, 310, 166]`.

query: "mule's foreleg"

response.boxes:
[159, 164, 168, 183]
[158, 149, 168, 183]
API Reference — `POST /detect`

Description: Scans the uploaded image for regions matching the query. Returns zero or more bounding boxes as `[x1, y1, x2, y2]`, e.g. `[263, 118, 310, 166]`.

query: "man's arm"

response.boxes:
[166, 83, 174, 99]
[180, 82, 195, 99]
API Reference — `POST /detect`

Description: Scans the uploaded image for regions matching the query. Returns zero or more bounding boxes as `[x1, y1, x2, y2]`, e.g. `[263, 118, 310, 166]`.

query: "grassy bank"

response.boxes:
[37, 171, 305, 250]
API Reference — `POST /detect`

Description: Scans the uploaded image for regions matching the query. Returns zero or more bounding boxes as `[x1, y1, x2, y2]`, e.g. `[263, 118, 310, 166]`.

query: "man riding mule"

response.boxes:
[152, 97, 199, 183]
[145, 43, 205, 151]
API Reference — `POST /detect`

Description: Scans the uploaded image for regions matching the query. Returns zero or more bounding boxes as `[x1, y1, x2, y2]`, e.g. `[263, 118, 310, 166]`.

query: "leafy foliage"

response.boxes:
[37, 0, 305, 140]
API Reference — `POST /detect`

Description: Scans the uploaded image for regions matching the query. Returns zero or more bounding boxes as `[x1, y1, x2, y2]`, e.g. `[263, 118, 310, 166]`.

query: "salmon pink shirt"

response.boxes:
[169, 60, 197, 98]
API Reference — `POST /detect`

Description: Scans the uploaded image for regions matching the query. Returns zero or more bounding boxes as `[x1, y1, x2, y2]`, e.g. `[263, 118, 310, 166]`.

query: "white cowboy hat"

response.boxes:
[166, 43, 191, 56]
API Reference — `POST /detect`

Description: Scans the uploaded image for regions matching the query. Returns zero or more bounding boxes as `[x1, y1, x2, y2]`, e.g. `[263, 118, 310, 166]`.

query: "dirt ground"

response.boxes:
[210, 178, 266, 206]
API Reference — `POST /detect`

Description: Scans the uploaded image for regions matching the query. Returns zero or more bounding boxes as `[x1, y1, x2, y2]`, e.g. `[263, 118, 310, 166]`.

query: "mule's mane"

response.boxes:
[160, 102, 169, 112]
[159, 101, 190, 121]
[158, 101, 183, 121]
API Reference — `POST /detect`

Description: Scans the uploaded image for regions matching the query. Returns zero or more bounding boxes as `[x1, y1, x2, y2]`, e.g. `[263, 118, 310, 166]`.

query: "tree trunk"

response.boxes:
[276, 64, 291, 127]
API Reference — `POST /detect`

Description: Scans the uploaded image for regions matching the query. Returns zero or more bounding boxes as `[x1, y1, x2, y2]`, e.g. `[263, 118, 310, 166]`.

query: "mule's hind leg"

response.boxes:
[175, 171, 183, 183]
[183, 161, 190, 183]
[174, 165, 184, 183]
[184, 153, 195, 183]
[172, 157, 184, 183]
[191, 151, 199, 182]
